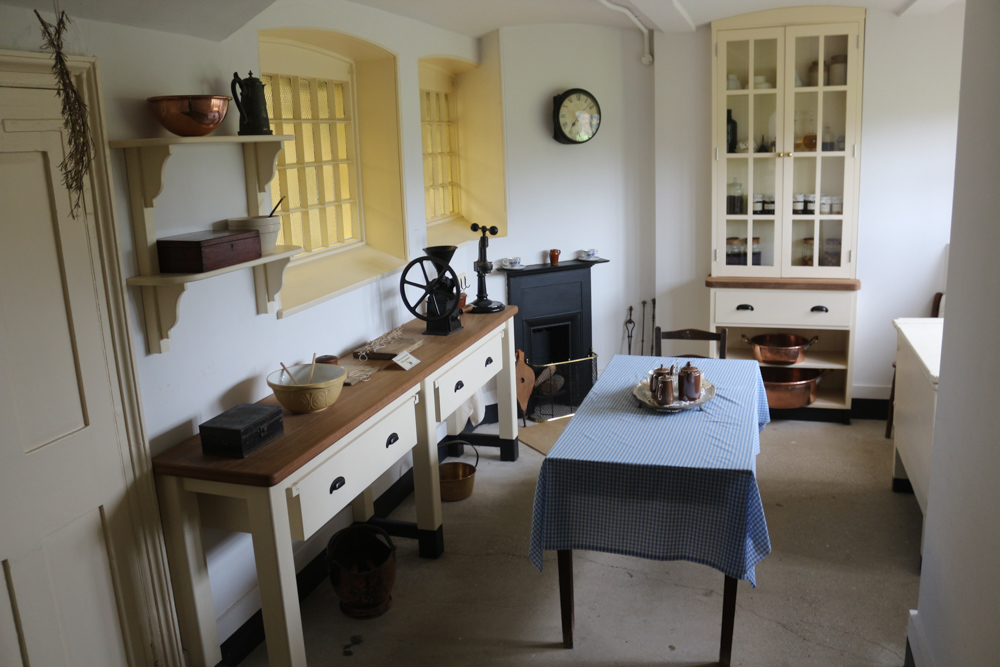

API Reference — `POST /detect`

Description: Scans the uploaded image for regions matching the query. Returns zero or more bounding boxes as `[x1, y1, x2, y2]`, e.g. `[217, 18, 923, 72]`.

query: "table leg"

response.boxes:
[557, 550, 574, 649]
[245, 486, 307, 667]
[154, 475, 221, 667]
[496, 319, 520, 461]
[719, 575, 738, 667]
[414, 381, 445, 558]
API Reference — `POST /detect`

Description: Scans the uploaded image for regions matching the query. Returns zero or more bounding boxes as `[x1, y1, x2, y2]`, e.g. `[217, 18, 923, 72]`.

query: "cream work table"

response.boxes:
[891, 317, 943, 543]
[153, 308, 519, 667]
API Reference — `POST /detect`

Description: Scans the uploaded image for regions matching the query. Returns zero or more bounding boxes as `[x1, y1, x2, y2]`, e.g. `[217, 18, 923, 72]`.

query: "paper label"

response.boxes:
[393, 351, 420, 370]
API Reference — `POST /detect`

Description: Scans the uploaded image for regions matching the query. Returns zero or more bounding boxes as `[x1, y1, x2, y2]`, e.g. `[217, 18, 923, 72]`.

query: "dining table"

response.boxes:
[529, 354, 771, 665]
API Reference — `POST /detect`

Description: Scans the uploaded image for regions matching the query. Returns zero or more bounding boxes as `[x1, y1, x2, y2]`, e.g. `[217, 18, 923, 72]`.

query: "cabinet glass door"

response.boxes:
[718, 28, 784, 277]
[782, 24, 858, 278]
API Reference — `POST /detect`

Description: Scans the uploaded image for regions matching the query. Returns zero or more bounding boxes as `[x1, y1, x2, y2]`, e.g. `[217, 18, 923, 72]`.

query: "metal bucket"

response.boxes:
[439, 444, 479, 502]
[326, 524, 396, 619]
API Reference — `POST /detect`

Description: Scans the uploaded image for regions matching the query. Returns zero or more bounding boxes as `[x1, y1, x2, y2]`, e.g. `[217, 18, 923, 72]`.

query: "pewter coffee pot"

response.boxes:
[231, 71, 272, 136]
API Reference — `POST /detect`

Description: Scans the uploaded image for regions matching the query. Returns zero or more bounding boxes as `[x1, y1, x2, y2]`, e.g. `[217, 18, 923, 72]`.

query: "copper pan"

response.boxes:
[742, 333, 819, 365]
[760, 367, 824, 409]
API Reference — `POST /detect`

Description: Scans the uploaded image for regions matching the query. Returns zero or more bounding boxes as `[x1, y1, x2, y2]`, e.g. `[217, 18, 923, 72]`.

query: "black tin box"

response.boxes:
[199, 404, 283, 458]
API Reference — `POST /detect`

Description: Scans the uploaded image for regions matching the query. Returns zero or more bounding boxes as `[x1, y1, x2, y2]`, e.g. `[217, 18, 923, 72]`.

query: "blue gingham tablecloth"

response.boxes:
[529, 354, 771, 585]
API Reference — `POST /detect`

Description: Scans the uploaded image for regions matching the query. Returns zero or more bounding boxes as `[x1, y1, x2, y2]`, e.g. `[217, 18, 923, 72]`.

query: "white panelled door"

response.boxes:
[0, 85, 140, 665]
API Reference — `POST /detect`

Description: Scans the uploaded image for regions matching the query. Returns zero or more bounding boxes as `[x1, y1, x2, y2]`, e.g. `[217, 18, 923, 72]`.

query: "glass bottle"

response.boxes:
[802, 111, 817, 151]
[822, 237, 842, 266]
[822, 124, 835, 151]
[727, 178, 744, 214]
[727, 109, 737, 154]
[751, 237, 762, 265]
[802, 237, 815, 266]
[725, 236, 745, 265]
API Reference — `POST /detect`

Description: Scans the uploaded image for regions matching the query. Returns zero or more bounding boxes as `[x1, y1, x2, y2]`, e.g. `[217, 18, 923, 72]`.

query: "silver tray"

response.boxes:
[632, 378, 716, 413]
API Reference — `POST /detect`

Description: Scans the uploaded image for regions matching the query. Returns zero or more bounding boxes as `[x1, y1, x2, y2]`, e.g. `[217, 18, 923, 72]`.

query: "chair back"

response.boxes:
[654, 327, 728, 359]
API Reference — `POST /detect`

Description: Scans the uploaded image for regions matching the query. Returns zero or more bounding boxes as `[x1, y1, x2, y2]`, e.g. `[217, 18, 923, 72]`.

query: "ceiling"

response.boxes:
[2, 0, 961, 41]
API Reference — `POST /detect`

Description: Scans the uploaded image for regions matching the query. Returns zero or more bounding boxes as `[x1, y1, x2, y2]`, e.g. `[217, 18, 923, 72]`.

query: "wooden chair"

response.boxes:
[886, 292, 944, 438]
[653, 327, 728, 360]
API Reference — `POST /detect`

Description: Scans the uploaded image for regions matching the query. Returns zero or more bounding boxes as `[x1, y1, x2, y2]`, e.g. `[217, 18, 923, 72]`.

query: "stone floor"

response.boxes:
[241, 419, 922, 666]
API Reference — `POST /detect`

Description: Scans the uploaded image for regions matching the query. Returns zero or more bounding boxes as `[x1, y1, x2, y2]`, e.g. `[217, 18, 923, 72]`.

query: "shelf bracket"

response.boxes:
[127, 144, 173, 208]
[140, 283, 186, 354]
[243, 141, 283, 216]
[254, 255, 294, 315]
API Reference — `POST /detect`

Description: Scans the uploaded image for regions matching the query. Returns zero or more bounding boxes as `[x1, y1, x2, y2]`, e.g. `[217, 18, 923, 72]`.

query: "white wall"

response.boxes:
[854, 5, 965, 399]
[908, 0, 1000, 663]
[653, 26, 714, 347]
[490, 24, 654, 363]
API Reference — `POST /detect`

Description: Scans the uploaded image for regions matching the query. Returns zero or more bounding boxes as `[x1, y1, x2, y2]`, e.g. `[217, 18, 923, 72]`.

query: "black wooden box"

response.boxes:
[157, 230, 262, 273]
[199, 404, 283, 458]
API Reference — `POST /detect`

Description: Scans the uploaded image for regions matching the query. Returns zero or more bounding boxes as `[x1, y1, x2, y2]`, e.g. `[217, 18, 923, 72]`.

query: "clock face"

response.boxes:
[554, 89, 601, 144]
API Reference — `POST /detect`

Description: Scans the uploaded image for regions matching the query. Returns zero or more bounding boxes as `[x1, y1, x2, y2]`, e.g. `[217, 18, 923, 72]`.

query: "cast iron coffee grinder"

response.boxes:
[231, 71, 273, 136]
[399, 245, 463, 335]
[469, 223, 505, 314]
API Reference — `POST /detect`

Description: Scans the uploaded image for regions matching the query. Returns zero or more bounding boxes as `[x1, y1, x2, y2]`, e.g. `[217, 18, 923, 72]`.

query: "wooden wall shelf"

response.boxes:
[111, 135, 297, 353]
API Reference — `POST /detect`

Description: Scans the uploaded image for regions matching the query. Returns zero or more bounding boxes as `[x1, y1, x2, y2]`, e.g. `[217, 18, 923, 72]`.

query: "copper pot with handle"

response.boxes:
[742, 333, 819, 365]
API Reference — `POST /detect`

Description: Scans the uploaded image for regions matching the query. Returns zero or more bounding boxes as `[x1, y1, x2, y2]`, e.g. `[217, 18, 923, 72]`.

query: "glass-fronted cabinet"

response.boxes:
[708, 8, 865, 419]
[713, 15, 863, 280]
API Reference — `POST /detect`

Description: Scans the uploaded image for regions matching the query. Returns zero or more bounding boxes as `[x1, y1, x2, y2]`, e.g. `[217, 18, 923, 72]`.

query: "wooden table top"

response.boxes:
[152, 307, 517, 487]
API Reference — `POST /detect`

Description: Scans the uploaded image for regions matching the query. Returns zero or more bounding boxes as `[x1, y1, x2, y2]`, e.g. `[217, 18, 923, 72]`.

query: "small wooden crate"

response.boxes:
[157, 230, 261, 273]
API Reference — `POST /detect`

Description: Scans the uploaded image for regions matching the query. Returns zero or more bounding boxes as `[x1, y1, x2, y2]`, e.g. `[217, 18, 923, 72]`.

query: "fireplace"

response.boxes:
[505, 258, 606, 420]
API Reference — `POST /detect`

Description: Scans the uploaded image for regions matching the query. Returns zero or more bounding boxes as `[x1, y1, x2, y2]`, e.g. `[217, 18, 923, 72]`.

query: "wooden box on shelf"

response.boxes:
[157, 229, 262, 273]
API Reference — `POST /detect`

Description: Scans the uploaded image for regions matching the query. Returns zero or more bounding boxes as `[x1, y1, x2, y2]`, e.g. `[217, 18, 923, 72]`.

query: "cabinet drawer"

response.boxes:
[287, 394, 418, 541]
[714, 290, 855, 328]
[434, 333, 504, 421]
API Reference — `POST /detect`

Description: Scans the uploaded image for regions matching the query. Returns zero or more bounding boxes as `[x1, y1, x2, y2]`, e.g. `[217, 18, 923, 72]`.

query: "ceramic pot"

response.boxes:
[228, 216, 280, 253]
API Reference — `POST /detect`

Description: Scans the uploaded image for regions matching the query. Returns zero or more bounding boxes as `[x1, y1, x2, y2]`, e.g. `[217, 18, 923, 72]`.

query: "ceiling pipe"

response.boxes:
[597, 0, 653, 65]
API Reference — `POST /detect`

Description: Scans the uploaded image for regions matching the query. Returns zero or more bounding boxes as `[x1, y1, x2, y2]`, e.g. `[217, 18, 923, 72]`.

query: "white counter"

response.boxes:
[891, 317, 944, 546]
[893, 318, 944, 384]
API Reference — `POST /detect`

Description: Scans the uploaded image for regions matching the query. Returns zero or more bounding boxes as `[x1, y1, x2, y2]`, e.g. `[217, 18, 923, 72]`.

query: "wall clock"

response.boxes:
[552, 88, 601, 144]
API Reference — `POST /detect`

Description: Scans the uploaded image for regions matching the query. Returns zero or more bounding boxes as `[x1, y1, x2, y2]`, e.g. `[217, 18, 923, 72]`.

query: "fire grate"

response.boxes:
[527, 353, 597, 422]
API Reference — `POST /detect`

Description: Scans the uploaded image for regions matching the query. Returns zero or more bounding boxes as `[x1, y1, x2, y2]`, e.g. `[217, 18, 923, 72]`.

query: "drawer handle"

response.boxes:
[736, 304, 754, 311]
[454, 380, 464, 392]
[485, 356, 494, 367]
[811, 305, 829, 313]
[386, 432, 399, 448]
[329, 477, 346, 493]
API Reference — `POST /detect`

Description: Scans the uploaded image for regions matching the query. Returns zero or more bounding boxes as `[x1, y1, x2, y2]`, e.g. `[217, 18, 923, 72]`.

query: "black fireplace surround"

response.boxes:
[504, 258, 607, 368]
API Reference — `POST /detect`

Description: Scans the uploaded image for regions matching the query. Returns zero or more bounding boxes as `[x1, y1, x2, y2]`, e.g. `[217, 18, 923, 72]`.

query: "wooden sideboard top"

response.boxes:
[152, 307, 518, 488]
[705, 276, 861, 291]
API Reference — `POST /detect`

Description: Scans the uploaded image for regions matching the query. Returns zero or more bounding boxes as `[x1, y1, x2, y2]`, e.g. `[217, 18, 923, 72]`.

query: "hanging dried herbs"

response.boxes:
[35, 9, 93, 219]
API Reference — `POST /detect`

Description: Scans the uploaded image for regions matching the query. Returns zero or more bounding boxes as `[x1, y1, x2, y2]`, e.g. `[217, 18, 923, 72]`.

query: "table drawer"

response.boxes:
[714, 289, 855, 328]
[287, 393, 418, 541]
[434, 332, 504, 421]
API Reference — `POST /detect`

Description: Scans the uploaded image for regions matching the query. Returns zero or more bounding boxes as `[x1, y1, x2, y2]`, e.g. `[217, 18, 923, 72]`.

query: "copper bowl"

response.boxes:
[760, 367, 824, 409]
[743, 333, 819, 365]
[147, 95, 230, 137]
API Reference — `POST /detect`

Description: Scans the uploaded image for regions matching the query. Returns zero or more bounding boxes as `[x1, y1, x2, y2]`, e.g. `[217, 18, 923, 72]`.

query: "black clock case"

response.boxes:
[552, 88, 601, 144]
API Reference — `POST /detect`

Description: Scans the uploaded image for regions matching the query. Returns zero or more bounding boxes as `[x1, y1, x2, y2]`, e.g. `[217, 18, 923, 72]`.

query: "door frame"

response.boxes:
[0, 49, 183, 665]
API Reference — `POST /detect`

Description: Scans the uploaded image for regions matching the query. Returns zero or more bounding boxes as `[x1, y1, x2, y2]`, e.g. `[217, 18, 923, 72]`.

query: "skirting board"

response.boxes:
[907, 609, 934, 667]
